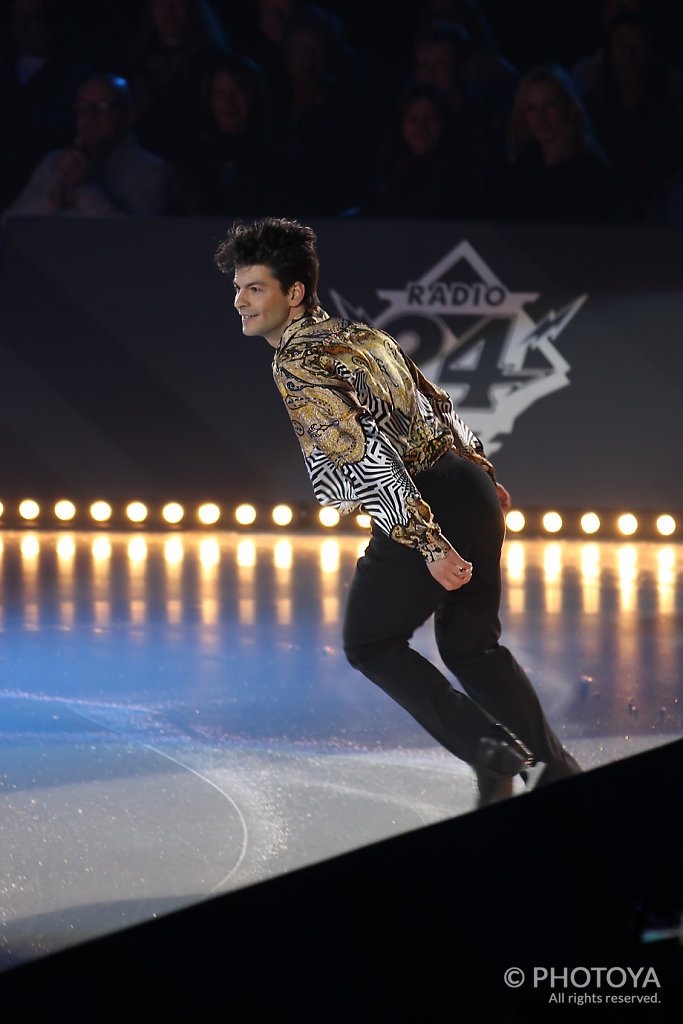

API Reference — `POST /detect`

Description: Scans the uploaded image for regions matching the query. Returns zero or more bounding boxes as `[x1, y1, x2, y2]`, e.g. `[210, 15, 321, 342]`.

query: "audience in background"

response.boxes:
[241, 0, 299, 103]
[373, 81, 484, 219]
[2, 0, 683, 226]
[571, 0, 647, 95]
[418, 0, 519, 124]
[412, 22, 517, 171]
[170, 53, 274, 215]
[126, 0, 230, 160]
[0, 0, 87, 210]
[580, 8, 683, 217]
[2, 73, 167, 222]
[274, 6, 369, 216]
[496, 64, 614, 223]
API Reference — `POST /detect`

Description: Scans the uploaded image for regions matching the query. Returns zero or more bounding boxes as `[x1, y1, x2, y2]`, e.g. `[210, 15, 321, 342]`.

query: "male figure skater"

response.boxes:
[215, 217, 581, 806]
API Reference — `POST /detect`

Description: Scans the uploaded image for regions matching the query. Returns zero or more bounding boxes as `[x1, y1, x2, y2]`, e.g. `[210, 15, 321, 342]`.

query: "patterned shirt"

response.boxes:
[273, 309, 495, 562]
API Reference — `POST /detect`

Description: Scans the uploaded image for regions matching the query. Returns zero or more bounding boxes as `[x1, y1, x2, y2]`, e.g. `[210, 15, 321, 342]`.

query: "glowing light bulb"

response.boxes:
[55, 500, 76, 521]
[19, 499, 39, 520]
[272, 504, 293, 526]
[126, 502, 148, 523]
[235, 503, 257, 525]
[656, 514, 676, 537]
[319, 507, 340, 527]
[618, 513, 638, 536]
[356, 514, 372, 529]
[505, 510, 525, 533]
[90, 501, 112, 523]
[543, 512, 563, 534]
[198, 503, 220, 525]
[163, 502, 184, 524]
[581, 513, 600, 535]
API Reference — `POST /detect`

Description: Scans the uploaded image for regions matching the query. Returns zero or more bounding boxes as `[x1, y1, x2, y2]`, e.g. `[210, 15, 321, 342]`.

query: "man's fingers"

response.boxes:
[444, 564, 473, 590]
[427, 551, 473, 591]
[443, 575, 471, 592]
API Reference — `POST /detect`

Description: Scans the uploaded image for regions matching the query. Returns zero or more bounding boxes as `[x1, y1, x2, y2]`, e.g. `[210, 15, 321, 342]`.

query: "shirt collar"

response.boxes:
[279, 307, 329, 351]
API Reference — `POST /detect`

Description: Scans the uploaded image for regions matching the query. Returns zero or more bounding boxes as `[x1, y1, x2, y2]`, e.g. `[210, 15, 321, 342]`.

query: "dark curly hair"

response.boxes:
[215, 218, 320, 308]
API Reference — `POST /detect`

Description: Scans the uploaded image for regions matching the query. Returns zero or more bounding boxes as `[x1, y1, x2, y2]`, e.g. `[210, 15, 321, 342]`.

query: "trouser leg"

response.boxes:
[438, 634, 581, 782]
[418, 453, 581, 783]
[342, 529, 503, 766]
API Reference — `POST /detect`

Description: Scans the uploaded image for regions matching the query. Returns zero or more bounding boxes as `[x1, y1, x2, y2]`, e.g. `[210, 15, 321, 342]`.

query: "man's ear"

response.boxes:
[289, 281, 306, 307]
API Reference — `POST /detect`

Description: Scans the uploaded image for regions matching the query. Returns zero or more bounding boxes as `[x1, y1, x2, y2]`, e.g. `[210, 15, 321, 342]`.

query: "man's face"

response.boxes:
[210, 70, 250, 135]
[415, 42, 456, 94]
[233, 264, 301, 347]
[75, 79, 128, 154]
[401, 97, 442, 156]
[151, 0, 189, 46]
[258, 0, 293, 45]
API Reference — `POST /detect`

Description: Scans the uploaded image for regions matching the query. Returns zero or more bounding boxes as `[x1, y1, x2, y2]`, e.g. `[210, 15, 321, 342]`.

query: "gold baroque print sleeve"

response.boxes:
[273, 327, 452, 562]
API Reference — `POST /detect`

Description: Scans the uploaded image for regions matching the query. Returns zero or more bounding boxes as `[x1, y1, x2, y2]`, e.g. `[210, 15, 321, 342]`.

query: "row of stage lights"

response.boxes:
[0, 499, 678, 538]
[506, 510, 677, 538]
[1, 499, 364, 529]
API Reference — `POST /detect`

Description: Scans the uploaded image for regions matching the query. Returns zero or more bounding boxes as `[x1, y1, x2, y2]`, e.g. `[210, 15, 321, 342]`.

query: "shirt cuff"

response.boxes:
[389, 494, 453, 562]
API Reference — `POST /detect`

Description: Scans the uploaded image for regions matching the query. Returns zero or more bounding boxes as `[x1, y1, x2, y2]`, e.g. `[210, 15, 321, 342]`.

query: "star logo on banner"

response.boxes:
[330, 240, 587, 453]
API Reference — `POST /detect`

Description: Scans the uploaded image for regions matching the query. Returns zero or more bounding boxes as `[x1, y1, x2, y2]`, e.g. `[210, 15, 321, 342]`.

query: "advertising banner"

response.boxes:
[0, 218, 681, 511]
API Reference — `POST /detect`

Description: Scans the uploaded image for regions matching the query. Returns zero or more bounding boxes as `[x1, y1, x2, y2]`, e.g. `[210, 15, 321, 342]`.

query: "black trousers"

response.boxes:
[343, 451, 580, 783]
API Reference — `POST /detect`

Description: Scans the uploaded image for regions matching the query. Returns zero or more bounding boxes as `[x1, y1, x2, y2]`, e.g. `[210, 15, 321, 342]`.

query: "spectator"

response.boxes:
[170, 53, 275, 215]
[0, 0, 88, 210]
[245, 0, 299, 97]
[572, 0, 648, 95]
[276, 6, 369, 215]
[414, 22, 476, 110]
[417, 0, 519, 114]
[580, 9, 683, 216]
[412, 22, 516, 168]
[2, 73, 167, 223]
[126, 0, 230, 160]
[373, 81, 484, 219]
[496, 65, 614, 224]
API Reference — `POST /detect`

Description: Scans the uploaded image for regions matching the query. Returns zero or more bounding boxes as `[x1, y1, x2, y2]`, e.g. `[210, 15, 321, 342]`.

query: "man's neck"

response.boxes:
[267, 305, 320, 348]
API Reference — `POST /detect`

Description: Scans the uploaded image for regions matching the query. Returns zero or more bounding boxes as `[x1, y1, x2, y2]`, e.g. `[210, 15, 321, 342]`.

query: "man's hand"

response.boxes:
[427, 548, 473, 591]
[496, 482, 511, 514]
[50, 147, 89, 207]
